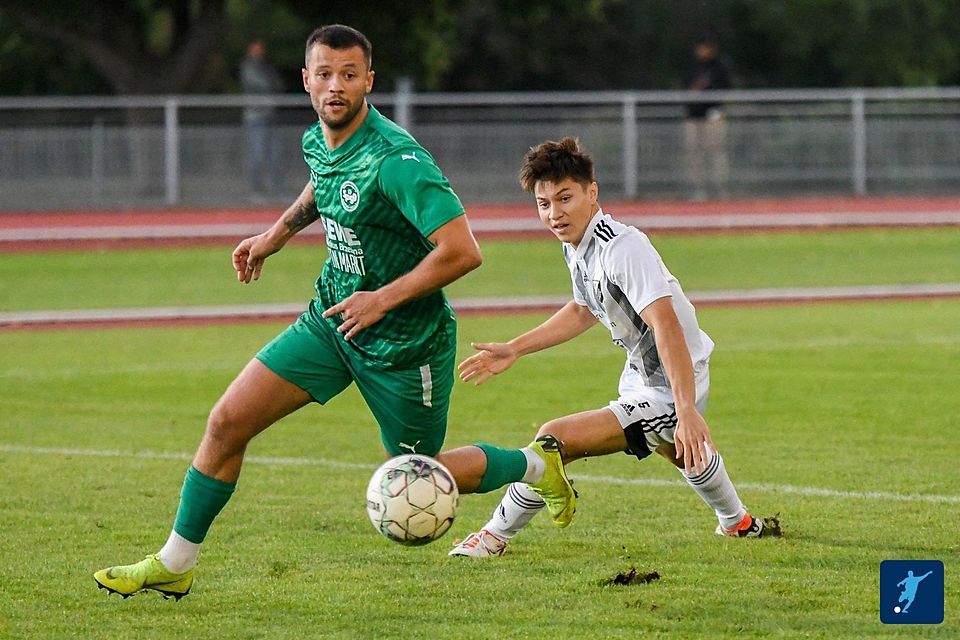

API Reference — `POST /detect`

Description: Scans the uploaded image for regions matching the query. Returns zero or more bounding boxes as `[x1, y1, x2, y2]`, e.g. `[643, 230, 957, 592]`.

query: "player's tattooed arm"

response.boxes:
[282, 182, 321, 234]
[234, 182, 320, 283]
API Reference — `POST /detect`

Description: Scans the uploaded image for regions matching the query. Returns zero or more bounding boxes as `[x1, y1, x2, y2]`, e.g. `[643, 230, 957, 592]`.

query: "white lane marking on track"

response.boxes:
[1, 444, 957, 505]
[0, 361, 240, 380]
[8, 332, 956, 380]
[3, 283, 960, 329]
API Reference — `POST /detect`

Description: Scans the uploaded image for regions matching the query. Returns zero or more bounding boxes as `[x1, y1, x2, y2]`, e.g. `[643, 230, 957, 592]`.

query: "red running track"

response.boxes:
[1, 195, 959, 252]
[3, 195, 960, 227]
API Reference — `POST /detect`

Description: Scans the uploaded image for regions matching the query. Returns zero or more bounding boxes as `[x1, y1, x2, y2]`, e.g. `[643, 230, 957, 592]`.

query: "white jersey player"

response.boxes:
[451, 137, 768, 558]
[564, 211, 714, 438]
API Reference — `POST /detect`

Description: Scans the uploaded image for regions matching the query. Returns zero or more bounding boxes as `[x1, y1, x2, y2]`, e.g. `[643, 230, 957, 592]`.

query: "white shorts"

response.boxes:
[606, 360, 710, 461]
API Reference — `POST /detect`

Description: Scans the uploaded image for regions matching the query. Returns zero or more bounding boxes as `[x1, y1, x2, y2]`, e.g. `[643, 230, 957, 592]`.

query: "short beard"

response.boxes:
[319, 100, 366, 130]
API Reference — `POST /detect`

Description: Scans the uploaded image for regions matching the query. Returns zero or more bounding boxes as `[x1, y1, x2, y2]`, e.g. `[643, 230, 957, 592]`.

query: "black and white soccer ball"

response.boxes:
[366, 454, 459, 546]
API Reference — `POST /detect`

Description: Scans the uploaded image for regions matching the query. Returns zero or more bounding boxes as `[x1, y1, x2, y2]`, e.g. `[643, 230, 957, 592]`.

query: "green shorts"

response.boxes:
[255, 299, 455, 457]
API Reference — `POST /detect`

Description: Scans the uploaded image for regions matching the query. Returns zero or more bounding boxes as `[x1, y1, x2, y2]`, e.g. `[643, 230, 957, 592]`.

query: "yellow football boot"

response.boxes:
[94, 554, 194, 600]
[526, 435, 577, 528]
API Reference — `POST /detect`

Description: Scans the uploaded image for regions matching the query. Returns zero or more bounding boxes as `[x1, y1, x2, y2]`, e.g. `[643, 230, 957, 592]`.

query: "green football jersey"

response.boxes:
[302, 105, 465, 369]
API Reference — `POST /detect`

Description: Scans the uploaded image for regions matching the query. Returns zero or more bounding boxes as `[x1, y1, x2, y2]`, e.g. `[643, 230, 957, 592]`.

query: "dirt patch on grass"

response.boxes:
[762, 513, 783, 537]
[603, 567, 661, 587]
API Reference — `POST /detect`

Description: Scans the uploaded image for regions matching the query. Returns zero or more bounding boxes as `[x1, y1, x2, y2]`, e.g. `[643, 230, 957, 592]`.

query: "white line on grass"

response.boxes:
[3, 283, 960, 328]
[2, 443, 958, 505]
[0, 361, 241, 380]
[0, 444, 372, 470]
[573, 474, 960, 505]
[719, 333, 960, 352]
[522, 332, 960, 360]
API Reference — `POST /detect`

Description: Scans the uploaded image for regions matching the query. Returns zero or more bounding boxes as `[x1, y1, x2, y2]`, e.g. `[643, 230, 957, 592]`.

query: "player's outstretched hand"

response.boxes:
[673, 409, 715, 475]
[458, 342, 518, 385]
[232, 233, 280, 284]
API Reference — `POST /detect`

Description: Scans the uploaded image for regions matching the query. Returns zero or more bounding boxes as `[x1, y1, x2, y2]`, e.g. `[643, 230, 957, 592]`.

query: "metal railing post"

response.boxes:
[91, 118, 105, 203]
[395, 77, 413, 133]
[851, 91, 867, 196]
[164, 98, 180, 205]
[622, 95, 638, 199]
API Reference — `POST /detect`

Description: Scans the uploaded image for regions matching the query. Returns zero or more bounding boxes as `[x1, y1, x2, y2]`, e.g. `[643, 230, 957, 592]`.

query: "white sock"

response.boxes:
[484, 483, 545, 540]
[158, 530, 201, 573]
[679, 448, 747, 531]
[520, 447, 545, 483]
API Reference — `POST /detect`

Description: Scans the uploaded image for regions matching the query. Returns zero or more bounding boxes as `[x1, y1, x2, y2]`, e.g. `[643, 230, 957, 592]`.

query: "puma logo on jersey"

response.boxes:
[398, 440, 421, 454]
[401, 152, 420, 162]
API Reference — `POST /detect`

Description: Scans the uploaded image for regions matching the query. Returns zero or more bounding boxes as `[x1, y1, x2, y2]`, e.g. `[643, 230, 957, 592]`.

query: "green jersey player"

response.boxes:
[94, 24, 575, 600]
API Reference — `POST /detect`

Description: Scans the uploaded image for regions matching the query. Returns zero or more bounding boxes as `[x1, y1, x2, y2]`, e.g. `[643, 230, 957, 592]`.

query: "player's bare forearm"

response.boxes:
[372, 216, 482, 312]
[641, 297, 713, 471]
[642, 298, 698, 413]
[509, 300, 597, 357]
[274, 181, 320, 243]
[459, 302, 593, 385]
[322, 216, 481, 340]
[233, 182, 320, 284]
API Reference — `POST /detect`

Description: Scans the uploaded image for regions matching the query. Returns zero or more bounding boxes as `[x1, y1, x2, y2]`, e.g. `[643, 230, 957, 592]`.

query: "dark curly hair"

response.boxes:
[518, 137, 596, 193]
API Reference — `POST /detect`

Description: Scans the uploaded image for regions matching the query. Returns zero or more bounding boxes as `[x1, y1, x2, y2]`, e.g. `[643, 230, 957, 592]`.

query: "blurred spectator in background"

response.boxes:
[241, 39, 283, 198]
[683, 37, 731, 201]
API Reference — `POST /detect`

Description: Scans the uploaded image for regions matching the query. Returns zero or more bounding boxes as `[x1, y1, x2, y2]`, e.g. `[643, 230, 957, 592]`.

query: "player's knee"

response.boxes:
[535, 420, 578, 464]
[655, 443, 684, 468]
[205, 401, 247, 448]
[535, 419, 563, 441]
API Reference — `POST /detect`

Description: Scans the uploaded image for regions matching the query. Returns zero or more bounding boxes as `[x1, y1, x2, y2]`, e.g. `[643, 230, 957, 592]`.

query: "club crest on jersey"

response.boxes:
[340, 181, 360, 212]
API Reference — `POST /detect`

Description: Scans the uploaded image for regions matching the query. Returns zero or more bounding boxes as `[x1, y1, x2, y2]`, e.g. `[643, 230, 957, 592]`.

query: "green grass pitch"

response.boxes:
[0, 230, 958, 638]
[1, 228, 958, 311]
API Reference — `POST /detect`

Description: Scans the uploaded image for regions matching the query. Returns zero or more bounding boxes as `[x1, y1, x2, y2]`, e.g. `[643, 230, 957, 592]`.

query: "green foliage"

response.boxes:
[729, 0, 960, 87]
[0, 0, 228, 94]
[0, 13, 111, 95]
[260, 0, 465, 92]
[3, 0, 960, 95]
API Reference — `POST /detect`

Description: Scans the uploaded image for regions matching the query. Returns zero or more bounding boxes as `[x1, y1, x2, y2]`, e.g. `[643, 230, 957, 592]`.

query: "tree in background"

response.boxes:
[0, 0, 228, 94]
[263, 0, 460, 92]
[1, 0, 959, 96]
[436, 0, 960, 90]
[728, 0, 960, 87]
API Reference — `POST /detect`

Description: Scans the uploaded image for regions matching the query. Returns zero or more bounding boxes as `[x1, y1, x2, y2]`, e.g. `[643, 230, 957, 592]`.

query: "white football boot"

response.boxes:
[448, 529, 507, 557]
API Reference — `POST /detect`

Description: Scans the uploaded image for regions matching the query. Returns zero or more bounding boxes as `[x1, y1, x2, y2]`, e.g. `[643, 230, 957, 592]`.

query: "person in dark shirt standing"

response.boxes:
[241, 39, 284, 197]
[683, 37, 731, 200]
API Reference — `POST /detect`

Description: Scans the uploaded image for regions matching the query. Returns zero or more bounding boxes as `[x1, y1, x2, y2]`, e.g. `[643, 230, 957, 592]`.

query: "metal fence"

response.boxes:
[1, 87, 959, 211]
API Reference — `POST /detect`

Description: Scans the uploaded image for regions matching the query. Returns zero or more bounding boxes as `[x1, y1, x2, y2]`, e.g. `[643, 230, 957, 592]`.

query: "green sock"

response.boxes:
[173, 466, 236, 544]
[474, 443, 527, 493]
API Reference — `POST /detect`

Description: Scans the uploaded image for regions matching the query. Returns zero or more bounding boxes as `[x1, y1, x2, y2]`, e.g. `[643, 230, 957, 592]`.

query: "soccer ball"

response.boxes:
[366, 454, 459, 546]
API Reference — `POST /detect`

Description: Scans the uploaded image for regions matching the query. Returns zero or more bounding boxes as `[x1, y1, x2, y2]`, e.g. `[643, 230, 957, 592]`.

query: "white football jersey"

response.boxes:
[563, 210, 714, 388]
